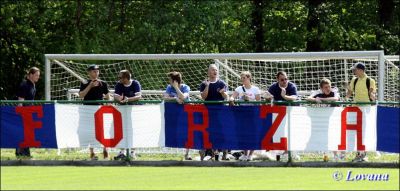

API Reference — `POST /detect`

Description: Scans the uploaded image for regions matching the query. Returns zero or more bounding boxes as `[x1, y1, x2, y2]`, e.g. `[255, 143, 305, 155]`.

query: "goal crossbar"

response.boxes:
[44, 51, 387, 101]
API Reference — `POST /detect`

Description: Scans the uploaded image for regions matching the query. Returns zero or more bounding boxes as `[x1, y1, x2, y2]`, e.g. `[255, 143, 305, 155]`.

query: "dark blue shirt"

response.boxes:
[268, 82, 298, 101]
[16, 79, 36, 100]
[114, 80, 141, 98]
[199, 79, 227, 101]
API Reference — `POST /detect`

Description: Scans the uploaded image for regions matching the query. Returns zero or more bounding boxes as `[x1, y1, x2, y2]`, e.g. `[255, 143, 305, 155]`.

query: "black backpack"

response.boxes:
[353, 77, 372, 101]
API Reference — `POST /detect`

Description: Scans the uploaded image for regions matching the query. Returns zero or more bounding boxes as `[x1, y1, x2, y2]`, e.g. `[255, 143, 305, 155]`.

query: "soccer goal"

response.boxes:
[44, 51, 399, 102]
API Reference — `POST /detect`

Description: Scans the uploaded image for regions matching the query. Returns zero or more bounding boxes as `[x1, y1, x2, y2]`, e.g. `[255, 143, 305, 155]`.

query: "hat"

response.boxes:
[351, 62, 365, 71]
[87, 64, 99, 71]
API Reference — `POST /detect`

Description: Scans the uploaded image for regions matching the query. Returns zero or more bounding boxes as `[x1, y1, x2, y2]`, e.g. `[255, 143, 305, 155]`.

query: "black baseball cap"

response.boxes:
[351, 62, 365, 71]
[87, 64, 99, 71]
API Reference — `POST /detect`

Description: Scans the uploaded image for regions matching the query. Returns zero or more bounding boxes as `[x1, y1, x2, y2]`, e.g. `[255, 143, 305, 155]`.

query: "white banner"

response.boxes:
[53, 103, 377, 151]
[55, 104, 164, 148]
[289, 106, 377, 151]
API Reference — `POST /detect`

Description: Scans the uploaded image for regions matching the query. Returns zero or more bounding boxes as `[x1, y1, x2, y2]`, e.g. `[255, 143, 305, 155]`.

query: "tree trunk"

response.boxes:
[108, 0, 115, 25]
[76, 0, 83, 29]
[119, 0, 127, 32]
[251, 0, 265, 52]
[306, 0, 323, 51]
[376, 0, 395, 51]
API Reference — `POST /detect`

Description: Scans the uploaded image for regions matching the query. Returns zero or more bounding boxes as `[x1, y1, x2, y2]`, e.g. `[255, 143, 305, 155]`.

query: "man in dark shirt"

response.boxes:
[199, 64, 229, 161]
[267, 71, 298, 160]
[306, 78, 340, 103]
[268, 71, 298, 101]
[114, 70, 141, 104]
[113, 69, 141, 159]
[79, 64, 110, 160]
[15, 67, 40, 158]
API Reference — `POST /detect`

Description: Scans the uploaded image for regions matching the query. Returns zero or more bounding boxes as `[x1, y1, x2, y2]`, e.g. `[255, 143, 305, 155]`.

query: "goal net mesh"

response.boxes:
[48, 56, 399, 102]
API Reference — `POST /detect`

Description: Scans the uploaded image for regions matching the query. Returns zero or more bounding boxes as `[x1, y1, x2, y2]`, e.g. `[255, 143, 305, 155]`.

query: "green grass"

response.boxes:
[1, 148, 399, 162]
[1, 167, 399, 190]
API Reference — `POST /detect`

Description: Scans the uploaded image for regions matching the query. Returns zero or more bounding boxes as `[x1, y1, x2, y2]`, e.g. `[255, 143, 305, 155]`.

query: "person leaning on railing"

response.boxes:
[267, 71, 299, 161]
[229, 71, 262, 161]
[199, 64, 230, 161]
[79, 64, 110, 160]
[163, 71, 193, 160]
[15, 67, 40, 159]
[345, 62, 377, 162]
[306, 78, 344, 161]
[114, 69, 142, 160]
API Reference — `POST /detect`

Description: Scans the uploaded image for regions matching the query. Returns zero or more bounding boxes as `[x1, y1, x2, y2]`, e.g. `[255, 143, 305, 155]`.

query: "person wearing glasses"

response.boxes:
[268, 71, 298, 101]
[114, 69, 141, 160]
[267, 71, 298, 161]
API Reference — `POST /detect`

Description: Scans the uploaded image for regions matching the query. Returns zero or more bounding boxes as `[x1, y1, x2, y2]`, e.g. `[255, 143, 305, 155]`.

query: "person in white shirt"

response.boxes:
[230, 71, 262, 161]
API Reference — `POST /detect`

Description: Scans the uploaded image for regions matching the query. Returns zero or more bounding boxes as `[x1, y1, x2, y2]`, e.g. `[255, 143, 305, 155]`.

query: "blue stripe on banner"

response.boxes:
[0, 104, 57, 148]
[377, 106, 399, 153]
[164, 102, 273, 150]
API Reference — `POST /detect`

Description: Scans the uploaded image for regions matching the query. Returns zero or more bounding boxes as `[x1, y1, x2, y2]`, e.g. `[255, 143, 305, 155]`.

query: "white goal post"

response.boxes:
[44, 51, 399, 102]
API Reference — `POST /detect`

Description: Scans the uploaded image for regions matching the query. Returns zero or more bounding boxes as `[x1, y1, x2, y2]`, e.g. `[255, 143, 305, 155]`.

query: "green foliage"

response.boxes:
[1, 166, 399, 190]
[1, 0, 398, 99]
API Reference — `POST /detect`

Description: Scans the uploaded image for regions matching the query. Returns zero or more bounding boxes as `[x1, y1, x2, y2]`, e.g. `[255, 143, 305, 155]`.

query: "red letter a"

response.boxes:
[338, 107, 365, 151]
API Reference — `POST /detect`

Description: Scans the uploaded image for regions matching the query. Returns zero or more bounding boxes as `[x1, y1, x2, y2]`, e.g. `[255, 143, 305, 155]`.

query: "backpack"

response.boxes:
[353, 77, 372, 101]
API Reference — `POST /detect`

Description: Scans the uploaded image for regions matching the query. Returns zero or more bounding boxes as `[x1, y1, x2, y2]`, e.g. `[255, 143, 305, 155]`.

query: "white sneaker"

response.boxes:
[203, 156, 212, 161]
[247, 155, 254, 161]
[264, 151, 274, 161]
[130, 151, 137, 160]
[293, 154, 301, 161]
[375, 151, 381, 159]
[227, 154, 236, 160]
[239, 155, 248, 161]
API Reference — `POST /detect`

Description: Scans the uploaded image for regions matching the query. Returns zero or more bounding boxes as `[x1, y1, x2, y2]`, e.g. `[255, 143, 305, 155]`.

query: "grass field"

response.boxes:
[1, 148, 399, 162]
[1, 167, 399, 190]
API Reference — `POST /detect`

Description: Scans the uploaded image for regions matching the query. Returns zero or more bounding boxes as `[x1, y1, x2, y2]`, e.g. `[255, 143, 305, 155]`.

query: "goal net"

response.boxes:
[45, 51, 398, 156]
[45, 51, 399, 102]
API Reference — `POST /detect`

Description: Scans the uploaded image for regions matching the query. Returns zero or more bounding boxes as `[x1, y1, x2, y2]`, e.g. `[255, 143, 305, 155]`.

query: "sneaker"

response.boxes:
[339, 153, 345, 161]
[247, 155, 254, 161]
[352, 156, 363, 162]
[375, 151, 381, 159]
[264, 151, 274, 161]
[184, 154, 192, 160]
[226, 154, 236, 160]
[203, 156, 212, 161]
[130, 151, 137, 160]
[239, 155, 248, 161]
[91, 156, 98, 161]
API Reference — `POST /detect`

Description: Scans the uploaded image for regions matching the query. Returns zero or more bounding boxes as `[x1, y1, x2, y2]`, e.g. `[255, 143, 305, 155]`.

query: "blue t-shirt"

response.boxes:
[165, 84, 190, 101]
[114, 80, 141, 98]
[199, 79, 228, 101]
[268, 81, 297, 101]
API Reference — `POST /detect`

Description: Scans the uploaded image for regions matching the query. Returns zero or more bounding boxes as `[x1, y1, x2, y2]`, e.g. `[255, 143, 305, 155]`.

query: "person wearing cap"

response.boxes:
[346, 62, 376, 102]
[79, 64, 110, 160]
[345, 62, 377, 162]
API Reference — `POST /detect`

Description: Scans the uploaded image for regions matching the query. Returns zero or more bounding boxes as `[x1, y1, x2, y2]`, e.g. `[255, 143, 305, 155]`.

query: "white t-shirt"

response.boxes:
[234, 85, 261, 101]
